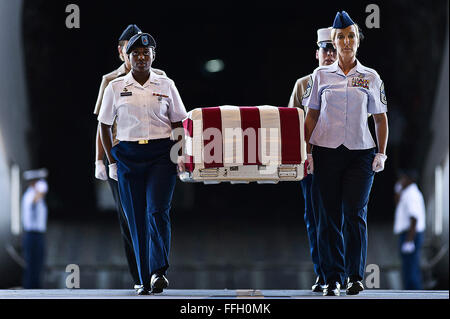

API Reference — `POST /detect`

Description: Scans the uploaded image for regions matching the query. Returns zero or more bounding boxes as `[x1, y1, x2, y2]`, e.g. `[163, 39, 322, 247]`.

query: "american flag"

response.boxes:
[182, 106, 307, 181]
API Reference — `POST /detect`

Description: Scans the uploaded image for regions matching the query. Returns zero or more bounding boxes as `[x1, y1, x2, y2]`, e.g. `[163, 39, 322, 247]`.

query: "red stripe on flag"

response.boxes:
[183, 118, 193, 138]
[239, 107, 262, 165]
[184, 155, 194, 172]
[202, 107, 223, 168]
[304, 160, 308, 177]
[278, 107, 301, 164]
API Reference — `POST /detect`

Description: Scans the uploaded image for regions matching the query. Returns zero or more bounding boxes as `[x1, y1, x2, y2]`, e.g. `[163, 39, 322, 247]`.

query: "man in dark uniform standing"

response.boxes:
[93, 24, 166, 290]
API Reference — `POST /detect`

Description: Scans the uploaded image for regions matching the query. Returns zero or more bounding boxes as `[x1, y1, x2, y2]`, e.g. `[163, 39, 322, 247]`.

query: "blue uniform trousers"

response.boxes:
[312, 145, 375, 284]
[111, 138, 177, 287]
[399, 231, 424, 290]
[23, 231, 45, 289]
[300, 174, 322, 280]
[104, 157, 140, 285]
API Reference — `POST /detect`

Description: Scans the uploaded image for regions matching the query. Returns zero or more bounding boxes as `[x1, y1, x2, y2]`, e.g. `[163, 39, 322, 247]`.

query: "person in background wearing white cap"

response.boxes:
[21, 168, 49, 289]
[303, 11, 389, 296]
[288, 27, 336, 293]
[93, 24, 167, 292]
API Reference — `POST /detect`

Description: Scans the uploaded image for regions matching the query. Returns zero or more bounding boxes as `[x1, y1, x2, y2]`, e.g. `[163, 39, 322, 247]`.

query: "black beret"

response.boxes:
[126, 33, 156, 54]
[118, 24, 142, 41]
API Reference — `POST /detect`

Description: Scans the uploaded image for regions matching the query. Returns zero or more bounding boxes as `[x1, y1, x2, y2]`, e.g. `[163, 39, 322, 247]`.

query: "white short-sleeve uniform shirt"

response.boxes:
[22, 181, 48, 233]
[98, 70, 188, 141]
[394, 183, 426, 234]
[302, 60, 387, 150]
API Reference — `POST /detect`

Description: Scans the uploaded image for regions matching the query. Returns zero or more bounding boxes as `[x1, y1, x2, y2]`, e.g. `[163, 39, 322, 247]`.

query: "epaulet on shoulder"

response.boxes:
[315, 64, 334, 74]
[361, 65, 380, 78]
[316, 65, 330, 72]
[109, 76, 125, 86]
[153, 72, 173, 85]
[152, 68, 167, 77]
[102, 69, 119, 81]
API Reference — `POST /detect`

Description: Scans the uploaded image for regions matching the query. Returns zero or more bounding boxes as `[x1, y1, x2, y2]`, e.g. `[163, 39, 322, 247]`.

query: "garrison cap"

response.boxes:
[23, 168, 48, 181]
[126, 32, 156, 54]
[118, 24, 142, 41]
[332, 11, 355, 29]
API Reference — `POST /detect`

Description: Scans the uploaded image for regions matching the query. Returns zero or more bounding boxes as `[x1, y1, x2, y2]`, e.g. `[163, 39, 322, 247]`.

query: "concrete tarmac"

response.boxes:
[0, 289, 448, 299]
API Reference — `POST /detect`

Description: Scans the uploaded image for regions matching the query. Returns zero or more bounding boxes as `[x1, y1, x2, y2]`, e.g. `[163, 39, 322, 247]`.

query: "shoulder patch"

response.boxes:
[302, 75, 313, 99]
[380, 81, 387, 105]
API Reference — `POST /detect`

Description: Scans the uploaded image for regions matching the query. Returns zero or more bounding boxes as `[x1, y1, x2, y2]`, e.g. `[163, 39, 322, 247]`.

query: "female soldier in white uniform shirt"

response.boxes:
[98, 32, 187, 295]
[303, 11, 388, 296]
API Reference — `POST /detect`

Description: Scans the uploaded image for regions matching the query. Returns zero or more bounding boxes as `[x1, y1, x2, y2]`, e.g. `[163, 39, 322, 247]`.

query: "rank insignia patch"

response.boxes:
[380, 81, 387, 105]
[142, 35, 149, 46]
[351, 77, 369, 89]
[302, 75, 313, 99]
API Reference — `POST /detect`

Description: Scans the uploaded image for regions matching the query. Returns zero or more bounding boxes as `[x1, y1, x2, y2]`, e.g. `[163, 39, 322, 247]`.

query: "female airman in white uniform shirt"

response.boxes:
[303, 11, 388, 296]
[98, 32, 187, 295]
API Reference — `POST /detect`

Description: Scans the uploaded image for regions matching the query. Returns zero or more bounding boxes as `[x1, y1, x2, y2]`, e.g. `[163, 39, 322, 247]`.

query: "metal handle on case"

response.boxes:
[277, 165, 298, 178]
[199, 168, 220, 178]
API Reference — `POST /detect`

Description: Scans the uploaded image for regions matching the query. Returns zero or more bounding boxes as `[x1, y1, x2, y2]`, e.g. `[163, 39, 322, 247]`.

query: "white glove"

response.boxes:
[177, 155, 185, 174]
[401, 241, 415, 254]
[307, 154, 314, 174]
[372, 153, 387, 173]
[95, 160, 108, 180]
[108, 163, 118, 181]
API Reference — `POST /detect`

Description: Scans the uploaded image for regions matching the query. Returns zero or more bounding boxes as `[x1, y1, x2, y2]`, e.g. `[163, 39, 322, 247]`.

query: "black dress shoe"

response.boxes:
[150, 273, 169, 293]
[312, 276, 326, 292]
[136, 286, 150, 295]
[323, 282, 341, 296]
[346, 279, 364, 295]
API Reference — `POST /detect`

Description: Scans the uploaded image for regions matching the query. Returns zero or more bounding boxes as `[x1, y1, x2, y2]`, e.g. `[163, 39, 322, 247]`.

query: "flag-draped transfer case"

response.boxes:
[180, 105, 307, 184]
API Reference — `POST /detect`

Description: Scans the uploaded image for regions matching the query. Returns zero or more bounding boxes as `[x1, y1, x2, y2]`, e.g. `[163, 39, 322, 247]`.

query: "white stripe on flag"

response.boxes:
[185, 135, 193, 156]
[258, 105, 281, 165]
[298, 108, 307, 162]
[191, 108, 204, 168]
[220, 105, 243, 166]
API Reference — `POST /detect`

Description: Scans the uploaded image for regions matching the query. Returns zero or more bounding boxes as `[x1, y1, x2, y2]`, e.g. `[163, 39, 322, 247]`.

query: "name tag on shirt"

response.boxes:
[120, 92, 133, 97]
